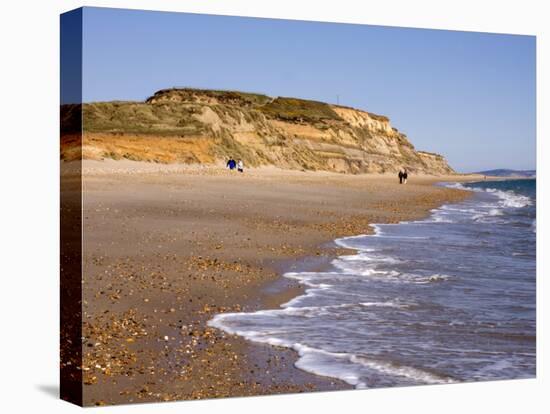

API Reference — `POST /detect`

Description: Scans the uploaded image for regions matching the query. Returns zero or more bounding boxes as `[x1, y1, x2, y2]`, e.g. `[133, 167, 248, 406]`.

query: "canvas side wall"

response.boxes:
[60, 7, 83, 407]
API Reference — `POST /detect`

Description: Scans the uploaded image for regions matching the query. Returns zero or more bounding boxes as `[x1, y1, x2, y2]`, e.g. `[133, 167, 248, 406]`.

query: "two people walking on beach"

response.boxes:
[226, 157, 244, 173]
[398, 168, 408, 184]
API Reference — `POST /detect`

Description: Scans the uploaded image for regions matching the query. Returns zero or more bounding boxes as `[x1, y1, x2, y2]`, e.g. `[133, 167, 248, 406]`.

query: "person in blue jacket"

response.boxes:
[226, 157, 236, 170]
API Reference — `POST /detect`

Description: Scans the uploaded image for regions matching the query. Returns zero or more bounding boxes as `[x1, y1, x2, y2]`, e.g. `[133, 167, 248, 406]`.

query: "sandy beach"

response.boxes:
[70, 160, 481, 406]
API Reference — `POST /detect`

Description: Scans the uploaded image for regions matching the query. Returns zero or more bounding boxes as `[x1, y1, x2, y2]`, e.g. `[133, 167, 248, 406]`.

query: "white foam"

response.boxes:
[334, 234, 373, 250]
[487, 188, 531, 208]
[443, 182, 468, 190]
[444, 182, 532, 209]
[208, 316, 370, 388]
[280, 287, 321, 308]
[472, 208, 504, 221]
[331, 260, 397, 278]
[330, 257, 452, 285]
[360, 301, 410, 309]
[337, 253, 402, 264]
[270, 301, 408, 319]
[284, 271, 340, 288]
[292, 344, 368, 388]
[380, 272, 452, 285]
[293, 344, 456, 388]
[371, 224, 384, 234]
[430, 215, 455, 223]
[415, 273, 452, 284]
[349, 355, 456, 385]
[209, 298, 455, 389]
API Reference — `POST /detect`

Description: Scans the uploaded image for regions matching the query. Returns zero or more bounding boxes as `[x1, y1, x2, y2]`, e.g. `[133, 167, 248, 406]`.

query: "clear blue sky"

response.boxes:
[79, 7, 536, 172]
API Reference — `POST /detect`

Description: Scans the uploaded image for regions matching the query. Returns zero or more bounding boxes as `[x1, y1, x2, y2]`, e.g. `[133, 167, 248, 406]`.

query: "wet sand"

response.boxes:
[71, 161, 480, 406]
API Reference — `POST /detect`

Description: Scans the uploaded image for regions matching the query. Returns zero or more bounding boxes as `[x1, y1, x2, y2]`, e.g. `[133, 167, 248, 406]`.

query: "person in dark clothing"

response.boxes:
[398, 170, 404, 184]
[403, 168, 408, 184]
[226, 158, 236, 170]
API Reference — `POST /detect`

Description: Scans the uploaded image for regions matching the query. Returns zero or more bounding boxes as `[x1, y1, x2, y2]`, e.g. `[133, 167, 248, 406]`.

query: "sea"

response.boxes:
[209, 179, 536, 388]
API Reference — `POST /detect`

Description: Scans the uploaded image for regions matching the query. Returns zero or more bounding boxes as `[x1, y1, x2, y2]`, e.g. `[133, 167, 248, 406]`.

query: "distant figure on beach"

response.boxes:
[237, 159, 244, 173]
[403, 168, 408, 184]
[398, 170, 404, 184]
[226, 157, 236, 170]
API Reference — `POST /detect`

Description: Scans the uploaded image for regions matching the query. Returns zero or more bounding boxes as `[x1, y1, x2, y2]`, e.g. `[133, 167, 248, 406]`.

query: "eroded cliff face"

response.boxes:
[69, 88, 454, 175]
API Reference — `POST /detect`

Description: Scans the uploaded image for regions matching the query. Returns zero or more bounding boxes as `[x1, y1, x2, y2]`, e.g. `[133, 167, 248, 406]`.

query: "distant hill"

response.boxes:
[475, 169, 536, 178]
[61, 87, 455, 175]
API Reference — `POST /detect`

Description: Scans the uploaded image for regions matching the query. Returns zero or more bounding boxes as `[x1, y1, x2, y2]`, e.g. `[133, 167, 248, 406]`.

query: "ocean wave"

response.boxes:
[485, 188, 532, 208]
[277, 301, 413, 317]
[444, 182, 468, 190]
[283, 271, 341, 288]
[330, 256, 452, 284]
[334, 234, 374, 250]
[389, 272, 452, 284]
[348, 354, 457, 385]
[443, 182, 532, 209]
[207, 315, 457, 389]
[293, 344, 456, 388]
[337, 253, 403, 264]
[430, 215, 455, 223]
[214, 302, 405, 320]
[331, 259, 398, 277]
[472, 208, 504, 222]
[360, 301, 411, 308]
[440, 182, 532, 227]
[292, 344, 368, 388]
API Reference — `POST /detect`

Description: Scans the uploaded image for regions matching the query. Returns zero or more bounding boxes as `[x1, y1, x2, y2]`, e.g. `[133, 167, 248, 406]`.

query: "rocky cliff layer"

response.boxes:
[65, 88, 455, 174]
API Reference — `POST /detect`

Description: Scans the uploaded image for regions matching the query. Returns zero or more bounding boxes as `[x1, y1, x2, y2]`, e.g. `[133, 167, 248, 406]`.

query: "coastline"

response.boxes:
[75, 160, 480, 406]
[215, 176, 536, 390]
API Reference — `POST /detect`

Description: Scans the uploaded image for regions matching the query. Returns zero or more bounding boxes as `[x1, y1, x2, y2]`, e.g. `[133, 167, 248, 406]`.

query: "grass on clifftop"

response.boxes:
[146, 88, 272, 107]
[259, 97, 343, 123]
[76, 92, 345, 136]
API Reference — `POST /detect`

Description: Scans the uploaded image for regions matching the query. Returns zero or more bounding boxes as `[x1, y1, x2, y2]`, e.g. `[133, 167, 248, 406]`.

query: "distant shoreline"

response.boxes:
[66, 158, 489, 178]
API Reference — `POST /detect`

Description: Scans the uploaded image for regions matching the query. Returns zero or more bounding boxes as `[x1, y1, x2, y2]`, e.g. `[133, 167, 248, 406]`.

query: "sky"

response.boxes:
[77, 7, 536, 173]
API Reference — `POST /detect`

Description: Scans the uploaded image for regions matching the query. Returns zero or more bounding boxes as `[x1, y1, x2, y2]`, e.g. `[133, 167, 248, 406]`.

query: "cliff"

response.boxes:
[62, 88, 455, 175]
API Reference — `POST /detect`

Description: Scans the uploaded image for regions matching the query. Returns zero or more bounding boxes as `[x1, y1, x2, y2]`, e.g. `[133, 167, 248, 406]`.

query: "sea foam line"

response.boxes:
[207, 314, 456, 388]
[444, 181, 532, 209]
